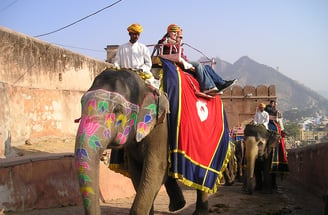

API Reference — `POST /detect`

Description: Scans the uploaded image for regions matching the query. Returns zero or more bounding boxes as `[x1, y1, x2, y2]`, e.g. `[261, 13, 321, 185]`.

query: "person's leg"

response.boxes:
[204, 65, 236, 92]
[204, 65, 225, 86]
[191, 62, 217, 92]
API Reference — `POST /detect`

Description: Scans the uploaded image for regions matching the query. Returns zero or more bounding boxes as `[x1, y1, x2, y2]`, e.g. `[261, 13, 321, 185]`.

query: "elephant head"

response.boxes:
[243, 124, 280, 194]
[74, 69, 169, 215]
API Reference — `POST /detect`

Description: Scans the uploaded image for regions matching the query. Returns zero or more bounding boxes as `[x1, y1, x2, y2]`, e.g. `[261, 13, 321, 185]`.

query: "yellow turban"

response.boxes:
[259, 103, 266, 108]
[167, 24, 180, 33]
[127, 23, 143, 33]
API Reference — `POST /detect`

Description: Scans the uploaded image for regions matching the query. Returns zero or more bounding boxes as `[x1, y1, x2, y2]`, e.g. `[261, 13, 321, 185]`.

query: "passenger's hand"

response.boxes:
[190, 66, 195, 72]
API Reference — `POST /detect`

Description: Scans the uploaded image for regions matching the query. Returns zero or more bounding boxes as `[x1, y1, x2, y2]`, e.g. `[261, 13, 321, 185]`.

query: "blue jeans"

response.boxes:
[190, 62, 225, 91]
[204, 65, 225, 87]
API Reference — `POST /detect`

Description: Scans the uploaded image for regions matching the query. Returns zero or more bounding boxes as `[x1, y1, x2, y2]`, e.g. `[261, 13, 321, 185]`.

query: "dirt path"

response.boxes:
[5, 179, 324, 215]
[5, 138, 325, 215]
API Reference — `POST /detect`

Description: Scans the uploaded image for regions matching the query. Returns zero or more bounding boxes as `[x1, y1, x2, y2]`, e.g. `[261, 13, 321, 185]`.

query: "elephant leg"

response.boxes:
[164, 177, 186, 211]
[128, 124, 168, 215]
[193, 189, 209, 215]
[272, 174, 277, 190]
[223, 154, 237, 186]
[125, 146, 155, 215]
[254, 159, 263, 190]
[262, 156, 274, 194]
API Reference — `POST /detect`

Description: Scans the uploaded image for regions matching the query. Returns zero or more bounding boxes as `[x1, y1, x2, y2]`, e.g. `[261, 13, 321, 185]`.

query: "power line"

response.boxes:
[0, 0, 19, 12]
[52, 42, 104, 53]
[34, 0, 123, 38]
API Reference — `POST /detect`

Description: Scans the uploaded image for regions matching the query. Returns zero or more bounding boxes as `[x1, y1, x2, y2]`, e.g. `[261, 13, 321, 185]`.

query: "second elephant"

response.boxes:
[243, 124, 281, 194]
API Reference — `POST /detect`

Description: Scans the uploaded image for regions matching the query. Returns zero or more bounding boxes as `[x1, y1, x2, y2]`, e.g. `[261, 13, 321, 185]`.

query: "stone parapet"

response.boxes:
[287, 142, 328, 199]
[221, 85, 276, 128]
[0, 153, 135, 212]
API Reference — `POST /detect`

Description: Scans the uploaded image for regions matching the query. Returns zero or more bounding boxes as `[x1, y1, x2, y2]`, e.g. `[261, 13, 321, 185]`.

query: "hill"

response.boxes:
[211, 56, 328, 115]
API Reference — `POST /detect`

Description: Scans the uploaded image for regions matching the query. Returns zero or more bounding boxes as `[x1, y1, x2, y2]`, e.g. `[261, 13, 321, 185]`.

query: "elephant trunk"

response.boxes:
[244, 136, 258, 194]
[75, 131, 104, 215]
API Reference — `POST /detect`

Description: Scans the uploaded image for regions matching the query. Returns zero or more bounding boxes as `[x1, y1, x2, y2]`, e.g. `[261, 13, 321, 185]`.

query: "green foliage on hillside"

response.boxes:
[284, 122, 300, 140]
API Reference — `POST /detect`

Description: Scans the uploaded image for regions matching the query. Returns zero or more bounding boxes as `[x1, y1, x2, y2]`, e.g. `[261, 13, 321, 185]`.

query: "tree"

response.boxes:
[284, 122, 300, 140]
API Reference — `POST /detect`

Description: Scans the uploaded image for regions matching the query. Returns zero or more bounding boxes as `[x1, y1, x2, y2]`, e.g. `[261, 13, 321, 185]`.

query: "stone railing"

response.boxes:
[287, 142, 328, 199]
[0, 153, 135, 212]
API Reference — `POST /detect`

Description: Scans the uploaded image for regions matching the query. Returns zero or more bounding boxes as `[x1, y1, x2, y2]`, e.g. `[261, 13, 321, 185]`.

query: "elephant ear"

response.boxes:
[136, 92, 169, 142]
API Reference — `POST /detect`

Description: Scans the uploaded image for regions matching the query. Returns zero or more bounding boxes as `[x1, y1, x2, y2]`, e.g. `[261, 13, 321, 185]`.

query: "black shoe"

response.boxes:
[218, 79, 237, 92]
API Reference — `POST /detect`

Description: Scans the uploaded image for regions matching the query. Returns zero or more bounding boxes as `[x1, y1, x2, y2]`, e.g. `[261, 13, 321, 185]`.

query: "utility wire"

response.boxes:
[52, 42, 104, 53]
[34, 0, 123, 38]
[0, 0, 19, 12]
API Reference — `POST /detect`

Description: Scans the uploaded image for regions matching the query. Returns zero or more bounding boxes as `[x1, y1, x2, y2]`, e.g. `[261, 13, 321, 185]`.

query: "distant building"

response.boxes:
[104, 45, 119, 63]
[299, 116, 328, 144]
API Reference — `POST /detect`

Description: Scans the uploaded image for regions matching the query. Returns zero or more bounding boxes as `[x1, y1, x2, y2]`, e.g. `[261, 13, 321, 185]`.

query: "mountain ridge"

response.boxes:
[210, 56, 328, 114]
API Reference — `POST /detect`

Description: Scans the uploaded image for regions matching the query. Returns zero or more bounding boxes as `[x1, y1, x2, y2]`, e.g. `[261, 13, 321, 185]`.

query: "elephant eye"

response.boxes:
[113, 104, 124, 114]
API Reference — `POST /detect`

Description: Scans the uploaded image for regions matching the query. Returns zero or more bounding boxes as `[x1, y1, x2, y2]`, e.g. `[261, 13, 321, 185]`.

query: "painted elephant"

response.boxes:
[74, 68, 209, 215]
[242, 124, 281, 194]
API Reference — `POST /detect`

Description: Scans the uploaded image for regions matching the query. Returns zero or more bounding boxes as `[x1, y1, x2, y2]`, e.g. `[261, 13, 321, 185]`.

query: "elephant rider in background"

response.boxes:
[158, 24, 237, 97]
[265, 100, 285, 134]
[265, 100, 277, 122]
[114, 23, 159, 89]
[253, 103, 269, 129]
[265, 100, 289, 188]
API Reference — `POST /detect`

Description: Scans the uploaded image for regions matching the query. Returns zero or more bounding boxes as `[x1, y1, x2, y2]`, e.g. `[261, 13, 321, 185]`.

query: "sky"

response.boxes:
[1, 0, 327, 93]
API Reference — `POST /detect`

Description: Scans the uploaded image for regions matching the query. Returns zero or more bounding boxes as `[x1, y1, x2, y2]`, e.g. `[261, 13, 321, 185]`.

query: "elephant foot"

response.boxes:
[261, 188, 273, 194]
[242, 187, 253, 195]
[165, 177, 186, 212]
[224, 181, 234, 186]
[241, 184, 253, 195]
[255, 185, 261, 191]
[192, 208, 209, 215]
[169, 198, 186, 212]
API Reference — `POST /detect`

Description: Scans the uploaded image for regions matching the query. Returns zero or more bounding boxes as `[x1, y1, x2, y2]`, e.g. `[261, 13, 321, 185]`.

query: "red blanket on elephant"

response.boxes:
[268, 120, 289, 173]
[161, 59, 231, 194]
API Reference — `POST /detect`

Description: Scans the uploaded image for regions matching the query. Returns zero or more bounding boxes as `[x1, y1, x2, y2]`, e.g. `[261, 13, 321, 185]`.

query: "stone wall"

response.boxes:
[0, 26, 112, 155]
[221, 85, 276, 128]
[0, 82, 11, 158]
[0, 153, 136, 212]
[287, 142, 328, 199]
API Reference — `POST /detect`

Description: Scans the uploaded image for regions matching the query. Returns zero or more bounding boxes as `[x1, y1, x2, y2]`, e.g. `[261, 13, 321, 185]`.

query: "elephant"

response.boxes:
[222, 142, 237, 186]
[234, 139, 245, 183]
[74, 68, 210, 215]
[242, 123, 281, 194]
